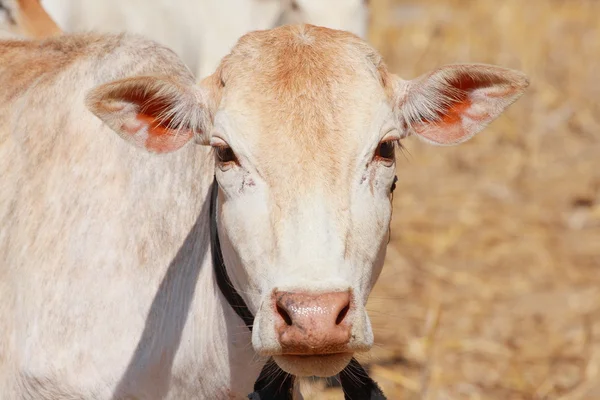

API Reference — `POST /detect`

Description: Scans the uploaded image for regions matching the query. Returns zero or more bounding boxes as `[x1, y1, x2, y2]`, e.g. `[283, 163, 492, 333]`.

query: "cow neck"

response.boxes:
[209, 177, 387, 400]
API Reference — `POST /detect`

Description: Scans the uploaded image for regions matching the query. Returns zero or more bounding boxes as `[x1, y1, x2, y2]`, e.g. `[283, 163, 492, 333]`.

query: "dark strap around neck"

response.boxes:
[209, 178, 386, 400]
[209, 180, 255, 329]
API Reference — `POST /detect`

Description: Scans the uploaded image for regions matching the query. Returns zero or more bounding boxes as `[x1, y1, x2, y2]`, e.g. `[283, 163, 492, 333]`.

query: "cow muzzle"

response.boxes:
[256, 289, 366, 377]
[274, 290, 352, 354]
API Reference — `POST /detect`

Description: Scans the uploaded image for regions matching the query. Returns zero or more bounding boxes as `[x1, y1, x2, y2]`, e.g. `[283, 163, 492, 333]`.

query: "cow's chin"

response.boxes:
[273, 353, 354, 377]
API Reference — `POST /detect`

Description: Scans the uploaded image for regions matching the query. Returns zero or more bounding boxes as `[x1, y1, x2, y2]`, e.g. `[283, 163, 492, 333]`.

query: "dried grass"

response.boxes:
[306, 0, 600, 398]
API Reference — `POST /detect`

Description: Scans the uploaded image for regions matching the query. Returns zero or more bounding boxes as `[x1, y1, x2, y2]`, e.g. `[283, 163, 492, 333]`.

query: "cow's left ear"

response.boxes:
[86, 75, 212, 153]
[392, 64, 529, 145]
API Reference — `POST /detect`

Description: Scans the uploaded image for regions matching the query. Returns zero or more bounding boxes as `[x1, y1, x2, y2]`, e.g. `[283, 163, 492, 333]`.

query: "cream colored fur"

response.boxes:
[0, 25, 528, 399]
[0, 0, 60, 38]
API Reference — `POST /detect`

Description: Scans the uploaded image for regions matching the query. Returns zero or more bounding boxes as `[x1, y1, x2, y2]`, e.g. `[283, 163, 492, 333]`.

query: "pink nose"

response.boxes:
[273, 290, 353, 355]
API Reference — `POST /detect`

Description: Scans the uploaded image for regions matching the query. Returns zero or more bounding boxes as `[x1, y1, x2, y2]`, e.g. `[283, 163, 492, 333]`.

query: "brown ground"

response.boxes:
[305, 0, 600, 398]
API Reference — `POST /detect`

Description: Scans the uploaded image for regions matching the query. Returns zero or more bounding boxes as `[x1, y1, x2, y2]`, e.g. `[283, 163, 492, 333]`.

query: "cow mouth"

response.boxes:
[273, 352, 354, 377]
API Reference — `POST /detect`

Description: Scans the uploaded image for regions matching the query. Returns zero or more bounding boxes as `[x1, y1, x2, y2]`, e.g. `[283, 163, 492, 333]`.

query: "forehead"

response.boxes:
[215, 25, 392, 189]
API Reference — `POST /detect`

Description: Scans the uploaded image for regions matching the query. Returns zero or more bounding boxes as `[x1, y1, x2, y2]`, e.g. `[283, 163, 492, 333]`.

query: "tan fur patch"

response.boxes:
[15, 0, 61, 38]
[216, 25, 392, 194]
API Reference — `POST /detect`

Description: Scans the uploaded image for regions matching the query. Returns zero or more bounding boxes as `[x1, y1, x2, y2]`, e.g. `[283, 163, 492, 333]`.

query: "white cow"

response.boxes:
[41, 0, 369, 79]
[0, 25, 528, 399]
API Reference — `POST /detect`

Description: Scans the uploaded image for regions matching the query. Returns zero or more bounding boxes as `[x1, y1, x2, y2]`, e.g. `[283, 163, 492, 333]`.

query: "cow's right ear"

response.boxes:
[86, 76, 212, 154]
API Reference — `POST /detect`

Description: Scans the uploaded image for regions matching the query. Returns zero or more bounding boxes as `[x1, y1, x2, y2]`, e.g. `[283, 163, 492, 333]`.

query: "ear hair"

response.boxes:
[86, 75, 213, 153]
[393, 64, 529, 145]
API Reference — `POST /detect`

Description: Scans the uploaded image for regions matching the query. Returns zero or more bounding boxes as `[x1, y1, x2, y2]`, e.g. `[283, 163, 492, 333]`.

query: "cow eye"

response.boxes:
[215, 145, 238, 165]
[374, 140, 396, 162]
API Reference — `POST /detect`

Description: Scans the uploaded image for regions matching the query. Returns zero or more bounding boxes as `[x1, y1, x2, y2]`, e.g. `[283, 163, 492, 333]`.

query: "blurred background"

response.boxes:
[303, 0, 600, 398]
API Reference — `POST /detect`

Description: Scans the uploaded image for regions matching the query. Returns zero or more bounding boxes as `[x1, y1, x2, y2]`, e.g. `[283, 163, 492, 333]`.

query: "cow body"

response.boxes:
[0, 34, 259, 399]
[0, 25, 528, 399]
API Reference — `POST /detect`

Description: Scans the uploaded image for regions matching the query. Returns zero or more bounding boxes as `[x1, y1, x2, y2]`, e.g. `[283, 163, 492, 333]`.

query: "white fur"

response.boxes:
[0, 33, 261, 400]
[0, 26, 528, 399]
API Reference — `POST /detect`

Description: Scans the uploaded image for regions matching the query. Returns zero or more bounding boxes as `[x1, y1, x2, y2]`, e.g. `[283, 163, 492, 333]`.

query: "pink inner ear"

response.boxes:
[140, 114, 194, 154]
[412, 70, 522, 145]
[402, 65, 528, 146]
[121, 113, 193, 154]
[440, 98, 471, 125]
[415, 99, 473, 144]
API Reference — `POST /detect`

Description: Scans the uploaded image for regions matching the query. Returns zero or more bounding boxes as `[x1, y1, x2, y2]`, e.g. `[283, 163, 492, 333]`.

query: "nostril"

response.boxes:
[335, 303, 350, 325]
[276, 303, 293, 326]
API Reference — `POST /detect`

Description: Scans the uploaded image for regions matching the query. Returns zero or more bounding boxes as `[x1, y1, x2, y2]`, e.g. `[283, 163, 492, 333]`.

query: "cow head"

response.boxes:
[87, 25, 528, 378]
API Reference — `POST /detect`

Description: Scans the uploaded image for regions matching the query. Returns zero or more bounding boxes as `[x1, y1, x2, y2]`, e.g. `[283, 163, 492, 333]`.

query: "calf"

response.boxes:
[41, 0, 369, 78]
[0, 25, 528, 399]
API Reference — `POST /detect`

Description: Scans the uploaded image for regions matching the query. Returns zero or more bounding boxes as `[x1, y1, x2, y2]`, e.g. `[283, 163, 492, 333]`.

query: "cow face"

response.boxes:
[87, 25, 528, 377]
